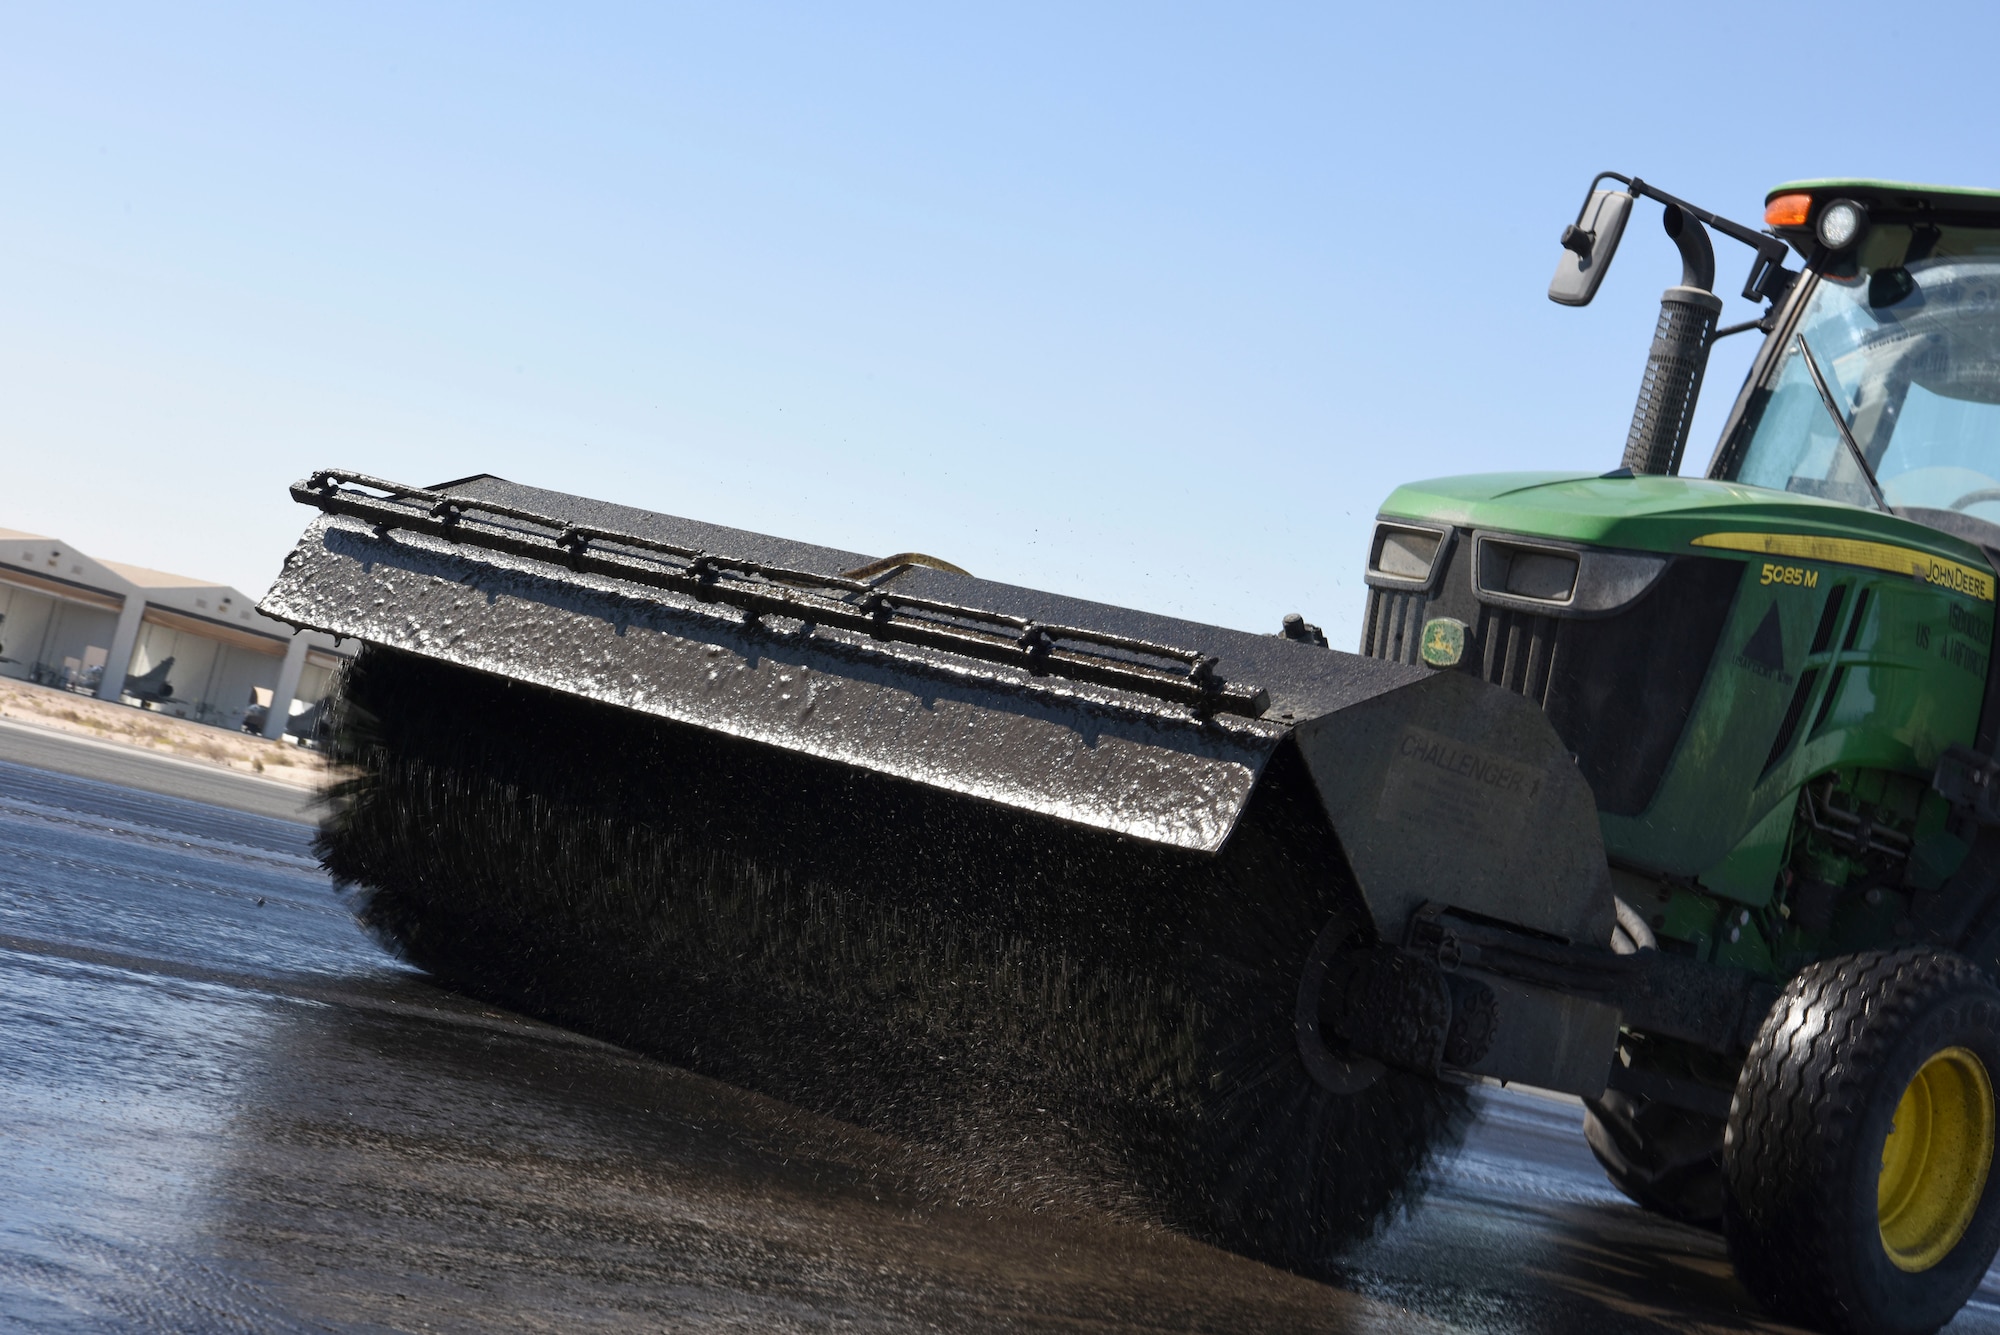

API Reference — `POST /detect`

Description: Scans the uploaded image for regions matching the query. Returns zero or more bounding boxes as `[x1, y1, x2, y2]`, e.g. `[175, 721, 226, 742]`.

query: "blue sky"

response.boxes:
[4, 3, 1996, 648]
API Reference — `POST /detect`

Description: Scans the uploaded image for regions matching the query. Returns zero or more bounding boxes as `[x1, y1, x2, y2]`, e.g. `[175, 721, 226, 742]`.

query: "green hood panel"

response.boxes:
[1380, 472, 1996, 577]
[1376, 471, 1995, 904]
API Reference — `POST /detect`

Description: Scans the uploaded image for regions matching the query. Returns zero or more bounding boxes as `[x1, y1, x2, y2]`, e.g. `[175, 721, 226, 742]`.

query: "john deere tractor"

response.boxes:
[1360, 176, 2000, 1332]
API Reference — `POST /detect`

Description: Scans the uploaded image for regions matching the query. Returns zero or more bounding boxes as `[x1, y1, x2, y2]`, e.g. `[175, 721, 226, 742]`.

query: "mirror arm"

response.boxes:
[1560, 171, 1640, 259]
[1568, 171, 1636, 228]
[1577, 170, 1796, 305]
[1562, 172, 1638, 257]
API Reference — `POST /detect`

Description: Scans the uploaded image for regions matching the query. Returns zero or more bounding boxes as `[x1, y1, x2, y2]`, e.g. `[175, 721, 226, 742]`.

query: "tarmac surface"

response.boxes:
[0, 717, 321, 824]
[3, 728, 1999, 1332]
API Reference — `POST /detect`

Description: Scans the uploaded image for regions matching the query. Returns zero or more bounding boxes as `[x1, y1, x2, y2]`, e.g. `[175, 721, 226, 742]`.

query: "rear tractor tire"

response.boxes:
[1723, 948, 2000, 1335]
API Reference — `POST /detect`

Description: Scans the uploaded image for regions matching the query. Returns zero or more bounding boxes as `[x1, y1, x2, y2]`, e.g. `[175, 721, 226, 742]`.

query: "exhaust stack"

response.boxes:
[1621, 206, 1722, 477]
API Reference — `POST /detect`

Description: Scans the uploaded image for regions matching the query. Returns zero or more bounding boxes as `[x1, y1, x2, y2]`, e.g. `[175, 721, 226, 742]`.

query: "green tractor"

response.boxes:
[1362, 174, 2000, 1332]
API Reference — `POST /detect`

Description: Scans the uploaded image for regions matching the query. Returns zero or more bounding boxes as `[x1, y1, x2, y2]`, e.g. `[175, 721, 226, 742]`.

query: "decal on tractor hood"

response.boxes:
[1691, 532, 1995, 603]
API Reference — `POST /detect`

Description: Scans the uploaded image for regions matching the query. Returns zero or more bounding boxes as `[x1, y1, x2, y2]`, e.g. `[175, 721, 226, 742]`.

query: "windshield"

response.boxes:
[1730, 224, 2000, 528]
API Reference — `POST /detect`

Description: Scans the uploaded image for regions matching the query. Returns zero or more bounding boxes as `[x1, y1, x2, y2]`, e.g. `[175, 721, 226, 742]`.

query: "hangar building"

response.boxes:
[0, 526, 352, 741]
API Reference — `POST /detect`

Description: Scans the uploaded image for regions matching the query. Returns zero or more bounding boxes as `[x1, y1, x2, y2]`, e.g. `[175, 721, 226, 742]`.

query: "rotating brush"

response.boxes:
[320, 646, 1470, 1267]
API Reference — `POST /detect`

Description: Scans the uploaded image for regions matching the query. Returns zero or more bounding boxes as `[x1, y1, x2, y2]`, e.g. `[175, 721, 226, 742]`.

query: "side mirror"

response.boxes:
[1548, 189, 1632, 307]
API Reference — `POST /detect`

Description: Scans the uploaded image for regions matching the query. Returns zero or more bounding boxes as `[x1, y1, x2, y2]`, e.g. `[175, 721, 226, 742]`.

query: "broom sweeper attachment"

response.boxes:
[261, 469, 1703, 1268]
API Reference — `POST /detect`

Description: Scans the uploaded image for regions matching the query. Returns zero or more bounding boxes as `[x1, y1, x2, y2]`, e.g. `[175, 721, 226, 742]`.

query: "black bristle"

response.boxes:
[318, 645, 1469, 1270]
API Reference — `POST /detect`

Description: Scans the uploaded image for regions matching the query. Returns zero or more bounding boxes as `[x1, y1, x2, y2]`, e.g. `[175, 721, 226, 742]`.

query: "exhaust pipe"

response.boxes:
[1621, 205, 1722, 477]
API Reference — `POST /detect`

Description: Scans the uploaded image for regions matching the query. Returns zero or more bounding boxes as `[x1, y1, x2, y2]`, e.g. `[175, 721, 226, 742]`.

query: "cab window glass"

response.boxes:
[1732, 225, 2000, 523]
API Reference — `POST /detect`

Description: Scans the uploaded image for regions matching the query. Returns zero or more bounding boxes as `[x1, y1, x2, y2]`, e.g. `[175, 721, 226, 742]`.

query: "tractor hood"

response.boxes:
[1380, 471, 1998, 588]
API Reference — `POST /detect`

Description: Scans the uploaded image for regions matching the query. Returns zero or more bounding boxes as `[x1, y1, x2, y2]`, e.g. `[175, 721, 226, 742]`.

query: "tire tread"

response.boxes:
[1724, 948, 1994, 1333]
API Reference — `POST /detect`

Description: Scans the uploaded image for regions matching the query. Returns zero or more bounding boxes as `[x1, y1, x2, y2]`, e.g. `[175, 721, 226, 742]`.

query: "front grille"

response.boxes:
[1361, 588, 1427, 664]
[1361, 529, 1742, 817]
[1475, 606, 1561, 705]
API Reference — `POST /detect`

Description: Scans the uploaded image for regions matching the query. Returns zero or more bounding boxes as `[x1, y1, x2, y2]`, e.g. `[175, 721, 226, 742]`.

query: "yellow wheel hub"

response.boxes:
[1878, 1046, 1996, 1272]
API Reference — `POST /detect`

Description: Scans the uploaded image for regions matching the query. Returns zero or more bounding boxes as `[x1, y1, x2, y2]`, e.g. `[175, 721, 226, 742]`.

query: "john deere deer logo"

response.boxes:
[1420, 617, 1466, 668]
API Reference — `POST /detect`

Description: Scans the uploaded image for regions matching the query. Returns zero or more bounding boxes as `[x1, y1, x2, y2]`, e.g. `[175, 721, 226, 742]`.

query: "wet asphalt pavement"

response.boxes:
[3, 738, 2000, 1333]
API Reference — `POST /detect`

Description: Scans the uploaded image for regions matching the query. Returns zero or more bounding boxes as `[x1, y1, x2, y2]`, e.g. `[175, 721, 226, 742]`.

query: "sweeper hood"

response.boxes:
[260, 471, 1615, 949]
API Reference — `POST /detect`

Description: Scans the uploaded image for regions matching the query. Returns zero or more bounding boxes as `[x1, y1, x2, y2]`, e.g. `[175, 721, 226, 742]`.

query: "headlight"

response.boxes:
[1368, 523, 1446, 584]
[1470, 533, 1668, 616]
[1816, 198, 1868, 251]
[1477, 540, 1579, 605]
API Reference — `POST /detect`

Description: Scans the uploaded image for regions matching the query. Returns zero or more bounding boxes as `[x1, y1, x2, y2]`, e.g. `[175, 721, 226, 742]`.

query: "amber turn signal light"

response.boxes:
[1766, 193, 1813, 228]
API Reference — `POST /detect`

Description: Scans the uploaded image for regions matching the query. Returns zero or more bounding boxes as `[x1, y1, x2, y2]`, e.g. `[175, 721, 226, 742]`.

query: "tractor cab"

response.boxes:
[1711, 181, 2000, 551]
